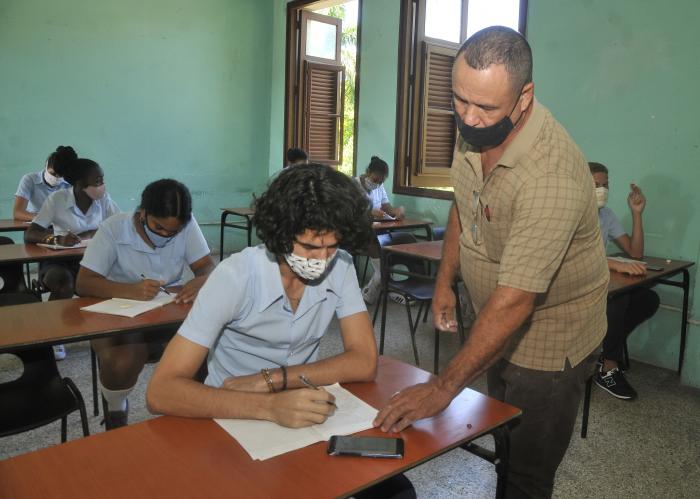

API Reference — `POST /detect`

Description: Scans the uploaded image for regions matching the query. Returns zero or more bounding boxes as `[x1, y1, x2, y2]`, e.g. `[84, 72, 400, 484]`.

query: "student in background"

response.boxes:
[76, 179, 215, 430]
[147, 165, 414, 497]
[590, 161, 659, 400]
[356, 156, 405, 305]
[285, 147, 309, 167]
[13, 145, 76, 221]
[24, 157, 119, 360]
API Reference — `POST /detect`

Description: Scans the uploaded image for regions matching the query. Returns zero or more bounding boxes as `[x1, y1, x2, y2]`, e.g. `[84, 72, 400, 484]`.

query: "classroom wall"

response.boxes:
[0, 0, 274, 251]
[352, 0, 700, 387]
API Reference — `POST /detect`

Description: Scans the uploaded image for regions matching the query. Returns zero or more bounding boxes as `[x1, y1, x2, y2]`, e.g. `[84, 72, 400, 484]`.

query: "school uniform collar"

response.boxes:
[256, 246, 341, 314]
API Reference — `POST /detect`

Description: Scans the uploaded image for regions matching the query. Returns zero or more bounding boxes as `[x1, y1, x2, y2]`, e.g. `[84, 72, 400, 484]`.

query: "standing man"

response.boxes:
[374, 27, 609, 498]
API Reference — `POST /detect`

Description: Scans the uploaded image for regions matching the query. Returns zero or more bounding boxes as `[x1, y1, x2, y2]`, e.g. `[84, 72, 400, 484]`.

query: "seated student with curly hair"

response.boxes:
[147, 164, 415, 498]
[76, 179, 215, 429]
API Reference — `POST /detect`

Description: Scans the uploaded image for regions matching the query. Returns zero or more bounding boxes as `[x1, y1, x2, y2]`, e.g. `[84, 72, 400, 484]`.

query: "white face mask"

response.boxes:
[84, 184, 106, 200]
[284, 251, 337, 281]
[595, 187, 608, 208]
[363, 176, 381, 191]
[44, 169, 62, 187]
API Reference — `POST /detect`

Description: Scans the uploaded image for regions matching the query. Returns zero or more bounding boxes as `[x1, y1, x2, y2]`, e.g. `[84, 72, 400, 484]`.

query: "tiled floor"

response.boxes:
[1, 299, 699, 498]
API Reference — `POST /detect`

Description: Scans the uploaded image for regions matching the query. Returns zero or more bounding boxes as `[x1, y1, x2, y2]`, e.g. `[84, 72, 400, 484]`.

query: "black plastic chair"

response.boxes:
[0, 293, 90, 443]
[0, 236, 27, 294]
[373, 232, 442, 367]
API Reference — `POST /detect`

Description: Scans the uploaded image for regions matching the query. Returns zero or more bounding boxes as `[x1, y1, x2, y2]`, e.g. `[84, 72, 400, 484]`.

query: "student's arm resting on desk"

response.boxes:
[76, 266, 163, 301]
[146, 335, 336, 427]
[607, 258, 646, 276]
[13, 196, 35, 222]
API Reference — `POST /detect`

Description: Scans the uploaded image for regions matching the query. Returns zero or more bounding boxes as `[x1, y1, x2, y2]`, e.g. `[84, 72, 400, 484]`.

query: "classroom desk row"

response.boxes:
[218, 207, 434, 260]
[378, 239, 695, 375]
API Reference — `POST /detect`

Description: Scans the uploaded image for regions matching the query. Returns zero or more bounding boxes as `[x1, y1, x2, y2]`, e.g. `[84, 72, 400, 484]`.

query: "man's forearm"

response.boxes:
[435, 203, 462, 287]
[437, 286, 535, 395]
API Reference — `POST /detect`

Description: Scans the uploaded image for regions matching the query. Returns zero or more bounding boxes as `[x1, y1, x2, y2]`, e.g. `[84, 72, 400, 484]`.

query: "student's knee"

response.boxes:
[42, 267, 75, 297]
[97, 342, 149, 388]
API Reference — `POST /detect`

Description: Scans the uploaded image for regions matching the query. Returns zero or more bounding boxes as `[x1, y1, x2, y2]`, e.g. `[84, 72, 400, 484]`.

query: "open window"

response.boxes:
[285, 1, 360, 172]
[394, 0, 528, 199]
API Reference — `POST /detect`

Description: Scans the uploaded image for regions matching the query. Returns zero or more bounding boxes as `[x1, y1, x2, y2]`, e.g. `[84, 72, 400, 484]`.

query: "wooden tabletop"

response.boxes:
[0, 356, 521, 499]
[608, 256, 694, 295]
[372, 218, 433, 232]
[0, 297, 192, 352]
[384, 239, 444, 261]
[0, 243, 86, 264]
[0, 219, 30, 232]
[221, 207, 255, 217]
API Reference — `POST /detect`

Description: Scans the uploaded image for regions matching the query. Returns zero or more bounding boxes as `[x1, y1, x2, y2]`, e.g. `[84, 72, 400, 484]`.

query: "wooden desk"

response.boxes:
[0, 219, 30, 233]
[381, 241, 695, 375]
[0, 356, 521, 499]
[0, 243, 85, 265]
[0, 297, 191, 353]
[372, 218, 433, 240]
[219, 207, 255, 260]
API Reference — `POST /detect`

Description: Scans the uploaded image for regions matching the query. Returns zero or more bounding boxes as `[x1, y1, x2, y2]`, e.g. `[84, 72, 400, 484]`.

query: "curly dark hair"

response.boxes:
[46, 145, 77, 171]
[55, 158, 100, 186]
[254, 163, 373, 255]
[140, 179, 192, 223]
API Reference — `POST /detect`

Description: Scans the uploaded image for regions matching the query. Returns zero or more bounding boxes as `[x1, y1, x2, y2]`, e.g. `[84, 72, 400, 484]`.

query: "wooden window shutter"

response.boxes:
[302, 61, 345, 166]
[417, 42, 457, 178]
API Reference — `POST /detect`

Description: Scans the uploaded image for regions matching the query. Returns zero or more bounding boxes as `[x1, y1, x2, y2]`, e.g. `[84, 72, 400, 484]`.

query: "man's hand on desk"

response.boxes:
[609, 259, 647, 276]
[373, 380, 454, 433]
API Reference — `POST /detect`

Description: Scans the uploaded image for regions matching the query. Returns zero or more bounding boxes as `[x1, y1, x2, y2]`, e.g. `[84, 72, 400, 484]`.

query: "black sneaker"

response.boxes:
[101, 397, 129, 431]
[594, 367, 637, 400]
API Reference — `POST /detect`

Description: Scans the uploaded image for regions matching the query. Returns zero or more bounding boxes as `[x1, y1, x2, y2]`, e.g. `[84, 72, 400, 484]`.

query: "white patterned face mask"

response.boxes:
[284, 251, 337, 281]
[595, 186, 609, 208]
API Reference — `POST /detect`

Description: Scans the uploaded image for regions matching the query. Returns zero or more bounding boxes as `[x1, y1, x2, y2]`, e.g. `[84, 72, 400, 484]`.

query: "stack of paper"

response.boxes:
[80, 292, 174, 318]
[214, 383, 378, 460]
[608, 256, 646, 265]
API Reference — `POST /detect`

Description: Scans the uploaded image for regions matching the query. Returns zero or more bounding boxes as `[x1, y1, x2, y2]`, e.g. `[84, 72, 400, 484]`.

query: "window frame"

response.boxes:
[392, 0, 528, 200]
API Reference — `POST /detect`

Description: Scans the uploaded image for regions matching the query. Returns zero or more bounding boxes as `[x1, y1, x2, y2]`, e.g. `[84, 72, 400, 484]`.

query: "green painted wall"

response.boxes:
[353, 0, 700, 386]
[0, 0, 274, 251]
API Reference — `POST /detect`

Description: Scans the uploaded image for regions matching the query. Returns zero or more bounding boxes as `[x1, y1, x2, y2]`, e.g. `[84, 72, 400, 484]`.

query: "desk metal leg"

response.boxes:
[246, 216, 252, 248]
[461, 424, 511, 499]
[219, 211, 227, 262]
[679, 269, 690, 374]
[379, 250, 389, 355]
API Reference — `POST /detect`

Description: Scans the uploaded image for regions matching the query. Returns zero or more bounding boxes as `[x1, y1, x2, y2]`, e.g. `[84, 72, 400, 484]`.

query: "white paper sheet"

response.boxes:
[37, 238, 92, 250]
[80, 292, 174, 318]
[214, 383, 378, 460]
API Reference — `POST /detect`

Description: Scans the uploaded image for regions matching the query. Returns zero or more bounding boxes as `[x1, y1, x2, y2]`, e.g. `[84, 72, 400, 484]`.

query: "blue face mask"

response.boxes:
[142, 216, 175, 248]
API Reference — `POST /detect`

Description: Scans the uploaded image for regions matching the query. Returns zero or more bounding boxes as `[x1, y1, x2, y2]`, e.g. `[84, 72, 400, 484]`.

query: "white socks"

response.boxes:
[99, 380, 134, 412]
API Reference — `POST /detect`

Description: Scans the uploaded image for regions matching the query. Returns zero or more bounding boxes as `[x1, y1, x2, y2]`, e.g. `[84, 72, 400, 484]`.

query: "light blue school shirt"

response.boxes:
[598, 206, 626, 248]
[32, 188, 120, 236]
[80, 212, 210, 285]
[15, 170, 71, 213]
[178, 245, 367, 387]
[354, 177, 389, 210]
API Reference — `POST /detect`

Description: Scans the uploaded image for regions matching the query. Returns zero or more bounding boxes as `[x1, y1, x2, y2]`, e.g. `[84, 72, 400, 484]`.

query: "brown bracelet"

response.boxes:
[261, 368, 275, 393]
[280, 366, 287, 391]
[44, 234, 56, 244]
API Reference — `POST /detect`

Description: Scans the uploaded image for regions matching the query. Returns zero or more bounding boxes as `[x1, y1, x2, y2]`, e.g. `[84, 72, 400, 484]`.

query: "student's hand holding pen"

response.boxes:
[267, 388, 336, 428]
[131, 277, 163, 301]
[56, 231, 81, 246]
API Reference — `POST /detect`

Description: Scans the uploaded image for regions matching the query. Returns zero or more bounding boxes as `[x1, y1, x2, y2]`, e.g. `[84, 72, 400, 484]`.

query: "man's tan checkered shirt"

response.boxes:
[452, 99, 609, 371]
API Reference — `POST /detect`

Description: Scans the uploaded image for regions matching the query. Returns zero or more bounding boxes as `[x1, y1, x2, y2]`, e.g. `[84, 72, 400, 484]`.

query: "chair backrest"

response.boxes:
[0, 237, 26, 294]
[380, 233, 430, 278]
[432, 227, 446, 241]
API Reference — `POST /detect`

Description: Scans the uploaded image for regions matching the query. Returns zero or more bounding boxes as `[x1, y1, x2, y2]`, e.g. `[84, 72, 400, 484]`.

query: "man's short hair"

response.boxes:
[588, 162, 609, 175]
[457, 26, 532, 94]
[286, 147, 308, 165]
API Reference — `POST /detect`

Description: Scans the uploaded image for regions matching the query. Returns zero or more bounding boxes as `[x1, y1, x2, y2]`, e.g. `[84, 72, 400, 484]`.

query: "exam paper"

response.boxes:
[608, 256, 647, 265]
[214, 383, 378, 460]
[80, 292, 174, 318]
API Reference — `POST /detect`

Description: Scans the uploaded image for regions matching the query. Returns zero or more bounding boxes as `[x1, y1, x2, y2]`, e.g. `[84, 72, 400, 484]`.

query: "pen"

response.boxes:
[299, 375, 338, 408]
[139, 274, 172, 295]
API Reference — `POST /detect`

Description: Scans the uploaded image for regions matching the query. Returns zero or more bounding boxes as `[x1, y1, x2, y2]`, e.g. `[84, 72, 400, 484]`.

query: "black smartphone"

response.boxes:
[327, 435, 404, 458]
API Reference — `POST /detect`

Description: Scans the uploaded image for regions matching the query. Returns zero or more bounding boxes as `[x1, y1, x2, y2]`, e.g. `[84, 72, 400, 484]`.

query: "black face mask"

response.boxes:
[454, 93, 524, 148]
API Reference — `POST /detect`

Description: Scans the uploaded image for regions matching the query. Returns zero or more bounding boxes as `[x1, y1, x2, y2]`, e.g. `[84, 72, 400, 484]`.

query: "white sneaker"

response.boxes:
[362, 285, 379, 305]
[53, 344, 66, 361]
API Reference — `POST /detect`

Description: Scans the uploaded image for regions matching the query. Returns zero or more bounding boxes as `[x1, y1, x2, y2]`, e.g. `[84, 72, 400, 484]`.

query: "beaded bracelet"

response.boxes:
[260, 368, 275, 393]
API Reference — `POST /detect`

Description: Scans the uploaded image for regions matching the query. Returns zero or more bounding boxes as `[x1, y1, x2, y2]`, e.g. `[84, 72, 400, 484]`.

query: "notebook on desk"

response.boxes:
[214, 383, 378, 460]
[37, 238, 92, 250]
[80, 292, 174, 318]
